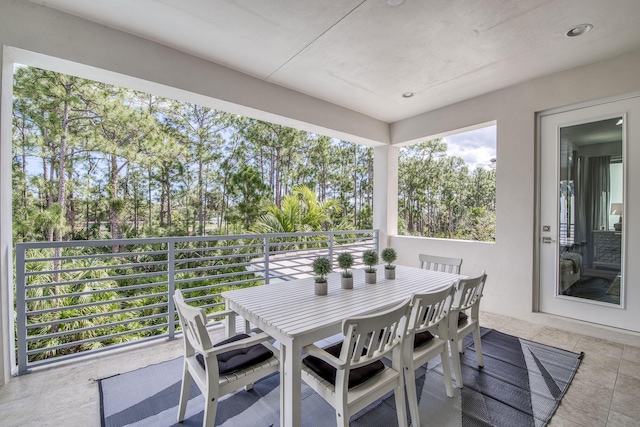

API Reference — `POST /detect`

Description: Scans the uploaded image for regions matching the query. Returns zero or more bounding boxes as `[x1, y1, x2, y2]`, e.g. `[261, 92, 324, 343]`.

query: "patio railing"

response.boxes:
[14, 230, 378, 374]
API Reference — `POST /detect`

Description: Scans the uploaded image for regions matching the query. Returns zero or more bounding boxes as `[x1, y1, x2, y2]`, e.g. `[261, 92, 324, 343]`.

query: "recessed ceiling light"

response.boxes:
[388, 0, 404, 6]
[402, 92, 415, 98]
[566, 23, 593, 37]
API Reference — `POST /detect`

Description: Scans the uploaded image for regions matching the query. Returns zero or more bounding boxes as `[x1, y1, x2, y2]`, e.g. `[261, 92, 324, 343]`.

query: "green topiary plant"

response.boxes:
[362, 250, 379, 273]
[312, 256, 332, 283]
[381, 247, 397, 270]
[337, 252, 354, 278]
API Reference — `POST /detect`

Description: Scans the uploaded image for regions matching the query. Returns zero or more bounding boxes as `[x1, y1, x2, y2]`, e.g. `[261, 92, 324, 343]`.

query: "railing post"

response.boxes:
[167, 240, 176, 340]
[16, 245, 29, 374]
[328, 233, 334, 266]
[264, 236, 270, 285]
[374, 229, 379, 253]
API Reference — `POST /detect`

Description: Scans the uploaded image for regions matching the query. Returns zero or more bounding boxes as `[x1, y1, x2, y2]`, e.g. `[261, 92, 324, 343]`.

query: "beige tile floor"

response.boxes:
[1, 311, 639, 426]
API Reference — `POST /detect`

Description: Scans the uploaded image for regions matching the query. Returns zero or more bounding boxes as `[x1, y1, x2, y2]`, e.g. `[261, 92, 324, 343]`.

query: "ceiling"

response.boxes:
[28, 0, 640, 123]
[561, 118, 623, 146]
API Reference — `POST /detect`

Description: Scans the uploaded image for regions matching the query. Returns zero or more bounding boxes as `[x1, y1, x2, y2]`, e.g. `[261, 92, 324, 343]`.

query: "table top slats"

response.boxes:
[223, 265, 463, 341]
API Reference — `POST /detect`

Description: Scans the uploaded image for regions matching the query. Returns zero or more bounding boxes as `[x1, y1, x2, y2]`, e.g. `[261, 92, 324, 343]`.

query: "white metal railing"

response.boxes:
[15, 230, 378, 373]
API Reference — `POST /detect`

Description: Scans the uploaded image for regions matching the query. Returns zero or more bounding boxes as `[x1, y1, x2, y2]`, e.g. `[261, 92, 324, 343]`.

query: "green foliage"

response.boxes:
[12, 67, 373, 243]
[398, 139, 496, 242]
[362, 250, 378, 272]
[337, 252, 354, 278]
[381, 247, 397, 269]
[312, 256, 332, 283]
[226, 165, 270, 226]
[252, 185, 341, 235]
[110, 198, 125, 214]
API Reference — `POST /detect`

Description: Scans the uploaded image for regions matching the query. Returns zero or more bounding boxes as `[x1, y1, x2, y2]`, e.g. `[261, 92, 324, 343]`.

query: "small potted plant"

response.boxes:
[337, 252, 354, 289]
[362, 250, 379, 284]
[381, 247, 397, 279]
[312, 256, 332, 296]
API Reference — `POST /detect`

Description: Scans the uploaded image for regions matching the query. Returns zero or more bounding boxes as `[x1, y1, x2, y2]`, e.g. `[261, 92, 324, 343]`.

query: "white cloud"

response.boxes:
[443, 125, 496, 171]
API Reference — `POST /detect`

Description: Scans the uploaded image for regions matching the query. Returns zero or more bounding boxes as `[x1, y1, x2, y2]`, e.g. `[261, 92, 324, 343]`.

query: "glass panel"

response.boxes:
[558, 117, 622, 305]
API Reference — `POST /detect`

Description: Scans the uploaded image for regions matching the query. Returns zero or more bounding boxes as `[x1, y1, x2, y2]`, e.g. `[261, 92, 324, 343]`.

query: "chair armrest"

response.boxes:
[206, 309, 235, 320]
[201, 332, 274, 356]
[205, 310, 257, 335]
[302, 343, 346, 369]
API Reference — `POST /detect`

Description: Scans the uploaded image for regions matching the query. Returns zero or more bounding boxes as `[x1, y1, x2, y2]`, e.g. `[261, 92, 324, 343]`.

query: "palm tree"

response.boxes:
[252, 185, 341, 234]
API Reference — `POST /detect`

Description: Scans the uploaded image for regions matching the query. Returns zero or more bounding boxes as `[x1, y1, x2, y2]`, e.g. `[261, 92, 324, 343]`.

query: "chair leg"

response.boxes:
[450, 339, 464, 389]
[404, 363, 420, 427]
[177, 366, 191, 422]
[203, 392, 218, 427]
[394, 379, 409, 427]
[335, 407, 349, 427]
[473, 327, 484, 367]
[457, 337, 465, 354]
[440, 345, 454, 398]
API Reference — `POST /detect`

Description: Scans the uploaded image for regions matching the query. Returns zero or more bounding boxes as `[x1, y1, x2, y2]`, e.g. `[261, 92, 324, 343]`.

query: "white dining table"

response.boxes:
[221, 264, 463, 427]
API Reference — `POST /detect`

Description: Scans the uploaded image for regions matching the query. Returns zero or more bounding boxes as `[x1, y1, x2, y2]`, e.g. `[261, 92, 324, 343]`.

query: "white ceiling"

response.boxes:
[28, 0, 640, 123]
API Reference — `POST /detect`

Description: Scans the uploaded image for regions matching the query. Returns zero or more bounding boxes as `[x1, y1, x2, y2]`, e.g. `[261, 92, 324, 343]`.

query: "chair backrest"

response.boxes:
[339, 298, 411, 371]
[408, 283, 456, 335]
[452, 271, 487, 317]
[173, 289, 213, 356]
[418, 254, 463, 274]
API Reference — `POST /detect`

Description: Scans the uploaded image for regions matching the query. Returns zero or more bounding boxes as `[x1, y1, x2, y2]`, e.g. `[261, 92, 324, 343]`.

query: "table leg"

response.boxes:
[280, 340, 302, 427]
[279, 344, 286, 426]
[224, 299, 236, 337]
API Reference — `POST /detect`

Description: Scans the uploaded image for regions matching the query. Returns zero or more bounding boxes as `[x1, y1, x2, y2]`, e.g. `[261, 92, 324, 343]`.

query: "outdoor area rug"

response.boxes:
[98, 329, 584, 427]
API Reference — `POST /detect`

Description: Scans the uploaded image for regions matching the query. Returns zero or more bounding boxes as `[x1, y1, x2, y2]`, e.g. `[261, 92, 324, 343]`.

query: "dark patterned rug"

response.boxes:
[99, 329, 583, 427]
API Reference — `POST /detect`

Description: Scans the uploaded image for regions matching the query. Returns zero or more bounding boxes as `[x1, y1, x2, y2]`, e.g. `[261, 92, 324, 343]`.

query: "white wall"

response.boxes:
[373, 145, 399, 247]
[391, 49, 640, 343]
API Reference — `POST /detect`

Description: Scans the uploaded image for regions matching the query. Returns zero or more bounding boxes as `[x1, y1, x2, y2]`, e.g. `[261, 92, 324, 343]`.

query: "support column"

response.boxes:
[373, 145, 398, 250]
[0, 47, 14, 385]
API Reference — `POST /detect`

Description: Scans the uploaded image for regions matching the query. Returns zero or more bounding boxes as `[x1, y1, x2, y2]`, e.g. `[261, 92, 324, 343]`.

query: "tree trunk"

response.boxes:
[198, 143, 205, 235]
[52, 89, 72, 315]
[66, 148, 76, 239]
[109, 154, 122, 252]
[147, 166, 153, 228]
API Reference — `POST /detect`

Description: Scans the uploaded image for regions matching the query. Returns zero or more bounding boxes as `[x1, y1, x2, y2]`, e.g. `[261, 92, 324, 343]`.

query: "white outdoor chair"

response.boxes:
[448, 271, 487, 388]
[301, 299, 412, 427]
[404, 284, 456, 427]
[173, 289, 280, 427]
[418, 253, 463, 274]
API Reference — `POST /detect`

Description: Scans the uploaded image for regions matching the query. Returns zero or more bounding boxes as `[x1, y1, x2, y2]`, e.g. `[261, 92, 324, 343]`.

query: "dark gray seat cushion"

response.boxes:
[413, 330, 434, 349]
[302, 342, 385, 389]
[196, 333, 274, 375]
[414, 312, 467, 349]
[458, 311, 468, 325]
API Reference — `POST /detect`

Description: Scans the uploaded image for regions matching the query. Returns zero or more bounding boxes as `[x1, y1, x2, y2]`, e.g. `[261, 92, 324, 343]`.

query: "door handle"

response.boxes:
[542, 237, 556, 244]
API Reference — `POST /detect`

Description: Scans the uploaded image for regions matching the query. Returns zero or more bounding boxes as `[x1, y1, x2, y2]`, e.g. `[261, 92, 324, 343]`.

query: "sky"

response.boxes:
[443, 125, 496, 171]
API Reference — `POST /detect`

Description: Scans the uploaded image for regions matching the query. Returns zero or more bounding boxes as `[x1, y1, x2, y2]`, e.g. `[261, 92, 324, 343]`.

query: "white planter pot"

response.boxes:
[341, 277, 353, 289]
[365, 271, 377, 284]
[314, 281, 328, 296]
[385, 268, 396, 279]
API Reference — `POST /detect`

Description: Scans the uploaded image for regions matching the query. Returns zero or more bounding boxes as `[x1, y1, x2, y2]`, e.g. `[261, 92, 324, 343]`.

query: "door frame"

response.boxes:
[534, 93, 635, 316]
